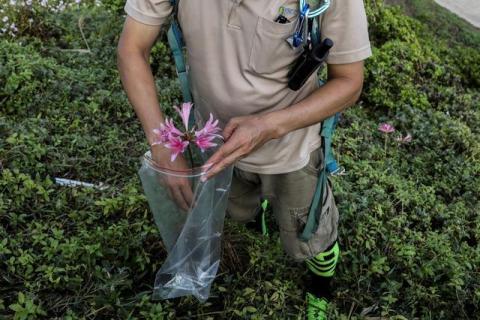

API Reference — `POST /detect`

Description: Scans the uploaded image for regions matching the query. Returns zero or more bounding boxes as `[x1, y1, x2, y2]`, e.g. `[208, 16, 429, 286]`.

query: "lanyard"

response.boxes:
[289, 0, 330, 48]
[289, 3, 309, 48]
[299, 0, 330, 18]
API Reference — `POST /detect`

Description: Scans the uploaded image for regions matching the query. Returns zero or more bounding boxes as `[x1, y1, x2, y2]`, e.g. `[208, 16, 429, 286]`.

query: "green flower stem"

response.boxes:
[187, 144, 194, 168]
[384, 135, 388, 156]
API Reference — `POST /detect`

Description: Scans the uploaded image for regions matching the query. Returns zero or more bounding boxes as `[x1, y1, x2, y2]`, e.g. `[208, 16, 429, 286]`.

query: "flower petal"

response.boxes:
[164, 136, 189, 161]
[378, 123, 395, 133]
[174, 102, 193, 131]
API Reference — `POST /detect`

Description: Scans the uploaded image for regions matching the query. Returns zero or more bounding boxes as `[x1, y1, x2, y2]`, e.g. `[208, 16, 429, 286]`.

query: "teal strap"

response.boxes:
[167, 21, 192, 103]
[299, 112, 339, 242]
[168, 0, 194, 128]
[299, 163, 327, 242]
[321, 114, 340, 174]
[298, 78, 342, 243]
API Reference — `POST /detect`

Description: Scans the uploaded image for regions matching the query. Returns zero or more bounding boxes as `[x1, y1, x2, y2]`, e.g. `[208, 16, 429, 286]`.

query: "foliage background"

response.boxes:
[0, 0, 479, 318]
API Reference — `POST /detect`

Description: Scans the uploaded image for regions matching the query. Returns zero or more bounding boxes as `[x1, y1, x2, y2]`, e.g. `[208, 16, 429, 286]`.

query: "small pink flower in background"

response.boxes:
[378, 123, 395, 134]
[164, 136, 189, 162]
[396, 133, 412, 144]
[378, 122, 396, 156]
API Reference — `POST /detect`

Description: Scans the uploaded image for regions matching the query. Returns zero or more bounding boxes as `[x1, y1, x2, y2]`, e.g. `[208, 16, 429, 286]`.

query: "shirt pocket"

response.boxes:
[248, 16, 303, 76]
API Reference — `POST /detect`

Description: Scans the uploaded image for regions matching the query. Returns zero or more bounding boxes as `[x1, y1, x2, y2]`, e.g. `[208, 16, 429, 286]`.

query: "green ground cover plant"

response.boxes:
[1, 0, 479, 318]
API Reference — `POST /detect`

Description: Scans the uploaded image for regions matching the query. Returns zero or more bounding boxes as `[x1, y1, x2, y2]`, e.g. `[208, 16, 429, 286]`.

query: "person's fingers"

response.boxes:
[222, 118, 240, 140]
[162, 174, 193, 211]
[158, 175, 176, 203]
[203, 147, 245, 181]
[204, 134, 243, 168]
[179, 179, 194, 208]
[166, 175, 190, 211]
[165, 183, 174, 201]
[171, 185, 189, 211]
[205, 145, 229, 167]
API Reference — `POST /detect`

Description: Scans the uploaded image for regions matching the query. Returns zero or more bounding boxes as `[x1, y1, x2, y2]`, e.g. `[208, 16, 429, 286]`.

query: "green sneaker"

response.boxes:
[306, 292, 329, 320]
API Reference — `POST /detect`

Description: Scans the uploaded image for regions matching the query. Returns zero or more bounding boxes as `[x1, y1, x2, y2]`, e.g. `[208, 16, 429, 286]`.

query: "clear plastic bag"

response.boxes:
[138, 150, 233, 302]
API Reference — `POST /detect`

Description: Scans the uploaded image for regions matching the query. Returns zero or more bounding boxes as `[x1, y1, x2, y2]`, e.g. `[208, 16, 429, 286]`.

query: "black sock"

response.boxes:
[306, 271, 333, 300]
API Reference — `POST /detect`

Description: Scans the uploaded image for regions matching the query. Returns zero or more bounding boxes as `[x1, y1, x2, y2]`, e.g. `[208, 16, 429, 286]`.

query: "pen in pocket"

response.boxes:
[275, 14, 290, 24]
[275, 6, 291, 24]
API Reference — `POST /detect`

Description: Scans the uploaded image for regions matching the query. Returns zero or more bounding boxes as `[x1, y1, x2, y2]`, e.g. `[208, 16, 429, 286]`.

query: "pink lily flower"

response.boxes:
[152, 125, 170, 145]
[152, 105, 222, 162]
[378, 123, 395, 134]
[174, 102, 193, 131]
[164, 118, 184, 137]
[151, 119, 183, 146]
[194, 113, 222, 152]
[195, 131, 218, 152]
[195, 113, 221, 136]
[164, 136, 189, 162]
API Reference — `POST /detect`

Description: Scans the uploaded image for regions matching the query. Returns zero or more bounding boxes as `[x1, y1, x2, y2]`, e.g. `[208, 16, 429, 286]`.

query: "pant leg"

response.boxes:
[226, 167, 262, 223]
[260, 146, 339, 262]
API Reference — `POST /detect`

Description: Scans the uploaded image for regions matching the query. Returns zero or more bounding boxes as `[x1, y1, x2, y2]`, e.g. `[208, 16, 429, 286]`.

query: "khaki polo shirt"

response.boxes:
[125, 0, 372, 174]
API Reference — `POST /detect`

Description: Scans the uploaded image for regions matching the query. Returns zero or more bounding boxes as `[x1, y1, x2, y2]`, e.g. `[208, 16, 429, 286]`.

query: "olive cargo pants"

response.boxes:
[226, 146, 339, 261]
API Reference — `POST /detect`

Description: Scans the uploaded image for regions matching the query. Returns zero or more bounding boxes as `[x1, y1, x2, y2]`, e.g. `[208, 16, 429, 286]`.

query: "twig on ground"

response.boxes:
[59, 49, 91, 53]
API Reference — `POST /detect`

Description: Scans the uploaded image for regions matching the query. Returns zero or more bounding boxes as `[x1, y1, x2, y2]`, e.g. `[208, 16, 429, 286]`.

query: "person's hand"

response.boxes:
[202, 114, 280, 181]
[151, 145, 193, 211]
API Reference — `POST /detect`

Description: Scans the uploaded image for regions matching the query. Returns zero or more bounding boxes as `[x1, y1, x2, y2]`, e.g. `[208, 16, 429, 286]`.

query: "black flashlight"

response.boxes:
[288, 38, 334, 91]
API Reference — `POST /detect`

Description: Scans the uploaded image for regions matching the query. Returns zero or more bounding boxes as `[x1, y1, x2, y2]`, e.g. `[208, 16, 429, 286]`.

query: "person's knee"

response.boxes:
[226, 202, 258, 223]
[279, 231, 313, 262]
[280, 229, 339, 263]
[285, 250, 310, 262]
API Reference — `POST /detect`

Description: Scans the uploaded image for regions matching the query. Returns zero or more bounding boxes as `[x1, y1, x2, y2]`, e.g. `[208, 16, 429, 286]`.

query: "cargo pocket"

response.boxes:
[249, 16, 303, 76]
[289, 206, 310, 233]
